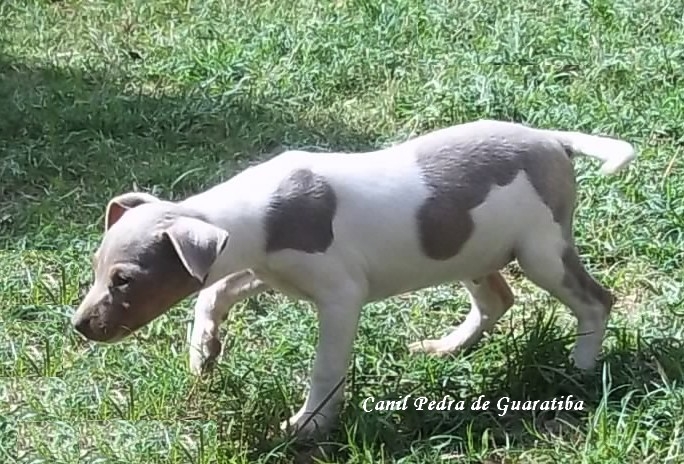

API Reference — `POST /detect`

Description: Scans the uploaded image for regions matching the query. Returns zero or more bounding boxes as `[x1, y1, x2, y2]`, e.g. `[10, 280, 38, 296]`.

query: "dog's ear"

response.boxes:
[163, 216, 229, 284]
[105, 192, 160, 230]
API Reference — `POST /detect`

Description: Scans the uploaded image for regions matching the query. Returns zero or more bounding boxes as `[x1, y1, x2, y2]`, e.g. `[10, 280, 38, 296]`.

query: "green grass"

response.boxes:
[1, 0, 683, 462]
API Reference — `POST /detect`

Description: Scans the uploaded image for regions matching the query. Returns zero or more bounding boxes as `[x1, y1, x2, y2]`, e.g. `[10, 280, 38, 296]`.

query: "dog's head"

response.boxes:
[71, 192, 229, 342]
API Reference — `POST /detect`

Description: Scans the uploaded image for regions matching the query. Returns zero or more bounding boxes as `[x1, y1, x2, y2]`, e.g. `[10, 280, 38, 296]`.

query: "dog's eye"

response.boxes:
[110, 272, 131, 288]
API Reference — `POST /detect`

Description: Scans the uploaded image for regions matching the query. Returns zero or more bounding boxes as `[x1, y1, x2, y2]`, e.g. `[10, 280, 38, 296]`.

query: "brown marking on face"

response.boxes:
[73, 206, 203, 342]
[264, 169, 337, 254]
[561, 246, 615, 312]
[415, 121, 576, 260]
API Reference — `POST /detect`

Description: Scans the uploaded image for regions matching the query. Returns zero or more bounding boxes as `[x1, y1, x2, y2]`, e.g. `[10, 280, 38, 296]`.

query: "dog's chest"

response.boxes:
[252, 268, 315, 301]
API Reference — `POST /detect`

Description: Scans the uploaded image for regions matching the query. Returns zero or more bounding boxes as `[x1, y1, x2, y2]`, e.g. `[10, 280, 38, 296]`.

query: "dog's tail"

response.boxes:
[542, 129, 636, 175]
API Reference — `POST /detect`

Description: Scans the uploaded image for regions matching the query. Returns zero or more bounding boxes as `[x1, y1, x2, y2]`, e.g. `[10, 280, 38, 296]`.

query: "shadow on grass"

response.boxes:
[250, 311, 684, 462]
[0, 53, 380, 247]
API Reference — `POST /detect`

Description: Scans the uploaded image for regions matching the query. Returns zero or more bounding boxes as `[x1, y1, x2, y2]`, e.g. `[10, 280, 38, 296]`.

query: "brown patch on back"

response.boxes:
[415, 121, 576, 260]
[265, 169, 337, 253]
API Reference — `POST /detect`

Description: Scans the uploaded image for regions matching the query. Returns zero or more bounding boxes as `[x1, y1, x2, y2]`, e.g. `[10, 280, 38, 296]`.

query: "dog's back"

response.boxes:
[239, 120, 610, 300]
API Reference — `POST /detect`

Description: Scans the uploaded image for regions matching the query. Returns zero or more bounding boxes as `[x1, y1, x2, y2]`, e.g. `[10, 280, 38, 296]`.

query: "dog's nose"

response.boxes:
[71, 313, 93, 338]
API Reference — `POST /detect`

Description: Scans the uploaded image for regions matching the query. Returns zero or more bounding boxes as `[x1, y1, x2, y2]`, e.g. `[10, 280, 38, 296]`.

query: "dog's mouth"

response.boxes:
[94, 330, 128, 344]
[73, 326, 124, 343]
[71, 311, 135, 343]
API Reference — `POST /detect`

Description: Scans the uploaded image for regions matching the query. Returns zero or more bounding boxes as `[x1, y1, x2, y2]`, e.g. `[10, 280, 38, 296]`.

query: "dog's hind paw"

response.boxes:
[408, 339, 460, 357]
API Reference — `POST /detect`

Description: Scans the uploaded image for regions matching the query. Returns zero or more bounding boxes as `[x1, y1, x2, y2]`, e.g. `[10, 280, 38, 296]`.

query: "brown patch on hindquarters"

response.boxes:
[265, 169, 337, 253]
[415, 120, 576, 260]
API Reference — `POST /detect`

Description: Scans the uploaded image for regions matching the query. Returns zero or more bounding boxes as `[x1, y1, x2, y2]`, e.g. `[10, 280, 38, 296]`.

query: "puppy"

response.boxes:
[72, 119, 636, 437]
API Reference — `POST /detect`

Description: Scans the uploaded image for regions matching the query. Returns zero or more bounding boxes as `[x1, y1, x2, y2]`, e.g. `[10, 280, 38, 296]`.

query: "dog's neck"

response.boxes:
[179, 178, 268, 287]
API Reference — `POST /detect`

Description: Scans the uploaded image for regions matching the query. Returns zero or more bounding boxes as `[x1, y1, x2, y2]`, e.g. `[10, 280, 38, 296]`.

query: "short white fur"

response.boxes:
[76, 120, 636, 439]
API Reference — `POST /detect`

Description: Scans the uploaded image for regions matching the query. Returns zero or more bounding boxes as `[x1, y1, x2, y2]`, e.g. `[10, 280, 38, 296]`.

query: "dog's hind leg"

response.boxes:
[515, 235, 614, 370]
[409, 271, 514, 356]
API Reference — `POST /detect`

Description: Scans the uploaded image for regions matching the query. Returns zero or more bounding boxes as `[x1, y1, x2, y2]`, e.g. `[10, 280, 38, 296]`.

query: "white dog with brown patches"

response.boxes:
[72, 119, 636, 438]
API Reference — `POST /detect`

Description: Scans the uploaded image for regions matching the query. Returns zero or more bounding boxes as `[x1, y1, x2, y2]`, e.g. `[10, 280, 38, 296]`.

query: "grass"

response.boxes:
[1, 0, 683, 462]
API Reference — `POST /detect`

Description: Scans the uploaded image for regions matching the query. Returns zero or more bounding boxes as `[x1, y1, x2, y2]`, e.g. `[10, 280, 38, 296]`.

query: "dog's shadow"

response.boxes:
[248, 313, 683, 463]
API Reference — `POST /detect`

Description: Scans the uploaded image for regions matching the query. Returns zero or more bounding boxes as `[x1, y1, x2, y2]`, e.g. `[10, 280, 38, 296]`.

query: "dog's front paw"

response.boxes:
[279, 409, 336, 440]
[189, 333, 222, 376]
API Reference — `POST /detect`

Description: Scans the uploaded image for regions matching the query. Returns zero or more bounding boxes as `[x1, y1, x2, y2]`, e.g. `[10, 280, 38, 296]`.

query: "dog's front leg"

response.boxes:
[281, 290, 364, 439]
[189, 270, 268, 375]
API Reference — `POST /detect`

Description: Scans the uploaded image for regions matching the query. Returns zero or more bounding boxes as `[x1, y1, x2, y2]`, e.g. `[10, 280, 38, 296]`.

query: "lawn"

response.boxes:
[1, 0, 683, 462]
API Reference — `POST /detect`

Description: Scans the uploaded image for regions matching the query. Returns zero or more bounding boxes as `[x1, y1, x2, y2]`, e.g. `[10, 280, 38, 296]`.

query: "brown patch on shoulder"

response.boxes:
[265, 169, 337, 253]
[415, 122, 576, 260]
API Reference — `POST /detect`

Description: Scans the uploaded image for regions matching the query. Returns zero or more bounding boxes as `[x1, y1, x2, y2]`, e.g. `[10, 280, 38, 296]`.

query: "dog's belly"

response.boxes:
[362, 238, 515, 302]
